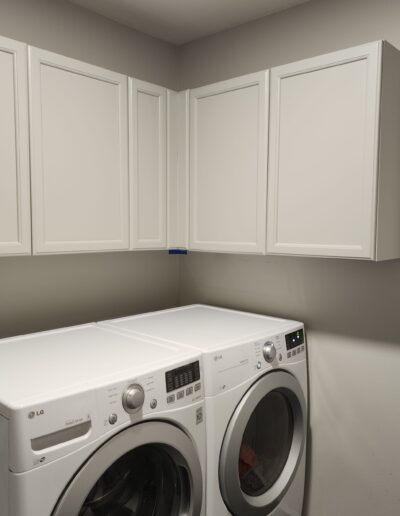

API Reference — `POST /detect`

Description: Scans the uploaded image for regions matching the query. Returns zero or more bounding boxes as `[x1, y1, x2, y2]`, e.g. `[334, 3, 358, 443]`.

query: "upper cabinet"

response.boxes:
[0, 36, 31, 255]
[1, 35, 399, 261]
[29, 47, 130, 254]
[267, 41, 400, 260]
[189, 72, 269, 254]
[130, 79, 167, 249]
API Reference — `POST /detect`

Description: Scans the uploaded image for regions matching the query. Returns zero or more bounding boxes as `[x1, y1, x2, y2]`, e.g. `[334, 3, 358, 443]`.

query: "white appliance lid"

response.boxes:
[100, 305, 300, 351]
[0, 324, 198, 409]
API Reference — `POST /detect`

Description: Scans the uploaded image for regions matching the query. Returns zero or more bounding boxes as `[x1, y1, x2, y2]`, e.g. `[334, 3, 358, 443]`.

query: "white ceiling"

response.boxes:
[69, 0, 311, 45]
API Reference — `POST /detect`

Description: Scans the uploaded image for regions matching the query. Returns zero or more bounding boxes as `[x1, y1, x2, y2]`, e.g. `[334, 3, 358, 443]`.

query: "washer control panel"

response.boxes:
[13, 356, 204, 474]
[98, 358, 203, 430]
[166, 361, 200, 393]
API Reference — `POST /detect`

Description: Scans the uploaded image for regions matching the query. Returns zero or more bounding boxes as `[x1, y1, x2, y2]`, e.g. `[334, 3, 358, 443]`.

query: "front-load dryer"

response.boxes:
[0, 323, 206, 516]
[99, 305, 308, 516]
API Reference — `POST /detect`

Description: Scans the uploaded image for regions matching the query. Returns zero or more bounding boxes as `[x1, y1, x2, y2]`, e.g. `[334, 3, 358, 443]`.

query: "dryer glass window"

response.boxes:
[78, 444, 189, 515]
[239, 390, 294, 496]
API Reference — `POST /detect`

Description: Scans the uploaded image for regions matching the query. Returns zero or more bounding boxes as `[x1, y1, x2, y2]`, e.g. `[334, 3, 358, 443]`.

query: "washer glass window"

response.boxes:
[78, 444, 187, 515]
[239, 390, 294, 496]
[53, 422, 202, 516]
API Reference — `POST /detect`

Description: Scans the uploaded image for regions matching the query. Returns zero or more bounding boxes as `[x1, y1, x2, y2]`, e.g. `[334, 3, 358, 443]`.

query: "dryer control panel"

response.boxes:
[286, 329, 305, 350]
[202, 325, 306, 397]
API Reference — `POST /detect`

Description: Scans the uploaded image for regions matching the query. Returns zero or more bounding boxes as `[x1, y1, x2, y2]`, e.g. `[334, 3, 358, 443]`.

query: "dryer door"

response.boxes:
[219, 370, 306, 516]
[52, 421, 203, 516]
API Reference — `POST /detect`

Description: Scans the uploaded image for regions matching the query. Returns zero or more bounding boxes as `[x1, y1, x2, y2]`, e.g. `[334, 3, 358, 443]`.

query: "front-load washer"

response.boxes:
[0, 323, 206, 516]
[99, 305, 308, 516]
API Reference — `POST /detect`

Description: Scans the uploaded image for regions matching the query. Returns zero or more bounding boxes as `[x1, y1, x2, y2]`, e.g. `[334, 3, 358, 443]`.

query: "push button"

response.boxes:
[186, 386, 193, 396]
[108, 413, 118, 425]
[194, 383, 201, 392]
[177, 390, 184, 400]
[196, 407, 203, 424]
[167, 394, 175, 404]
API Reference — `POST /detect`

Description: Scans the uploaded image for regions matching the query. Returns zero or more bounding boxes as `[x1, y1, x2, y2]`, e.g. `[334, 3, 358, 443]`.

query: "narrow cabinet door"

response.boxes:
[0, 36, 31, 255]
[267, 42, 382, 258]
[189, 72, 268, 254]
[29, 47, 129, 254]
[130, 79, 167, 249]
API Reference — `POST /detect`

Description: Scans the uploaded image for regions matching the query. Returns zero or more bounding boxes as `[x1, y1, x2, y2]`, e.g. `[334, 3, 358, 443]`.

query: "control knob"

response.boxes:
[263, 341, 277, 363]
[122, 384, 145, 414]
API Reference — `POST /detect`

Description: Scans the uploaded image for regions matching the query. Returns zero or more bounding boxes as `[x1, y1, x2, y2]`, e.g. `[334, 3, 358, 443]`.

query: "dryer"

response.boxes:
[99, 305, 308, 516]
[0, 323, 206, 516]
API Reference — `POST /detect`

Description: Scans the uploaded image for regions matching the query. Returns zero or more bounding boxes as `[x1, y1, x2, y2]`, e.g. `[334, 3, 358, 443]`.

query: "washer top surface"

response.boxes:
[0, 324, 198, 410]
[101, 305, 300, 351]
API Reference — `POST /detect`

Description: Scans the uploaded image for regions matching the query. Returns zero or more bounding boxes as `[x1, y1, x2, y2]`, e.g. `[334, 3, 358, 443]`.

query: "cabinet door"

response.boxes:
[0, 36, 31, 255]
[130, 79, 167, 249]
[189, 72, 268, 254]
[29, 47, 129, 254]
[267, 42, 381, 258]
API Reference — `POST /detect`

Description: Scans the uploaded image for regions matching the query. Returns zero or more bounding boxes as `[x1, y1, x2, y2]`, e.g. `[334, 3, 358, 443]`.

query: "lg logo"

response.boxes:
[28, 409, 45, 419]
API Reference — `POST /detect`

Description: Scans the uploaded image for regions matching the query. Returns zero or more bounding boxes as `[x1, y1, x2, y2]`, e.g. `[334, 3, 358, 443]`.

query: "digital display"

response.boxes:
[285, 329, 305, 350]
[166, 361, 200, 393]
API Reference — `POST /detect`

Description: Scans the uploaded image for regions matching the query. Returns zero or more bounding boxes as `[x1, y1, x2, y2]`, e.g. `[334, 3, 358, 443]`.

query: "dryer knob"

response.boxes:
[263, 341, 277, 363]
[122, 384, 145, 414]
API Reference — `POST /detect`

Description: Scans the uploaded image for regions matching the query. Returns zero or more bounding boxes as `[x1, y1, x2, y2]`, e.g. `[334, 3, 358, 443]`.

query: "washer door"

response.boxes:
[53, 421, 203, 516]
[219, 370, 306, 516]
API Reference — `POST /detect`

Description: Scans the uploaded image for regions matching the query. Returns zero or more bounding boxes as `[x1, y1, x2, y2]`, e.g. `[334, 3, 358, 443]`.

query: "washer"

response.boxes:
[99, 305, 308, 516]
[0, 323, 206, 516]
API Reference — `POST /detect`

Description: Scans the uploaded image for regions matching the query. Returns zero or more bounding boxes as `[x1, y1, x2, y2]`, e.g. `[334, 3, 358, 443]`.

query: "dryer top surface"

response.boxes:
[100, 305, 301, 352]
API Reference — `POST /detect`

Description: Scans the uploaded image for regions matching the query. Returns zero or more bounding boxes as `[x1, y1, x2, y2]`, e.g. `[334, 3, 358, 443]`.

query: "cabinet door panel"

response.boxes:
[190, 72, 268, 254]
[29, 47, 129, 254]
[0, 36, 31, 255]
[130, 79, 167, 249]
[267, 42, 381, 258]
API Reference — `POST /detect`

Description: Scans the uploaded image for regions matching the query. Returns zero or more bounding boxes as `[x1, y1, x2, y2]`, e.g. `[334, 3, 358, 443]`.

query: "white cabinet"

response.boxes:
[29, 47, 129, 254]
[130, 79, 167, 249]
[2, 35, 398, 261]
[267, 41, 400, 260]
[0, 36, 31, 255]
[189, 72, 269, 254]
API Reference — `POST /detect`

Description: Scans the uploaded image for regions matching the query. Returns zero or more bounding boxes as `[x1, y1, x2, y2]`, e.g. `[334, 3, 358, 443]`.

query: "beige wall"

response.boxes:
[1, 251, 179, 338]
[179, 0, 400, 88]
[178, 1, 400, 515]
[0, 0, 179, 88]
[0, 0, 180, 338]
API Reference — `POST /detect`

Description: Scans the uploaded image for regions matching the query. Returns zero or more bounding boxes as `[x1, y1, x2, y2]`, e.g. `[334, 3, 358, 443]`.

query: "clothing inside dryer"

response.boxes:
[79, 444, 189, 515]
[239, 389, 294, 496]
